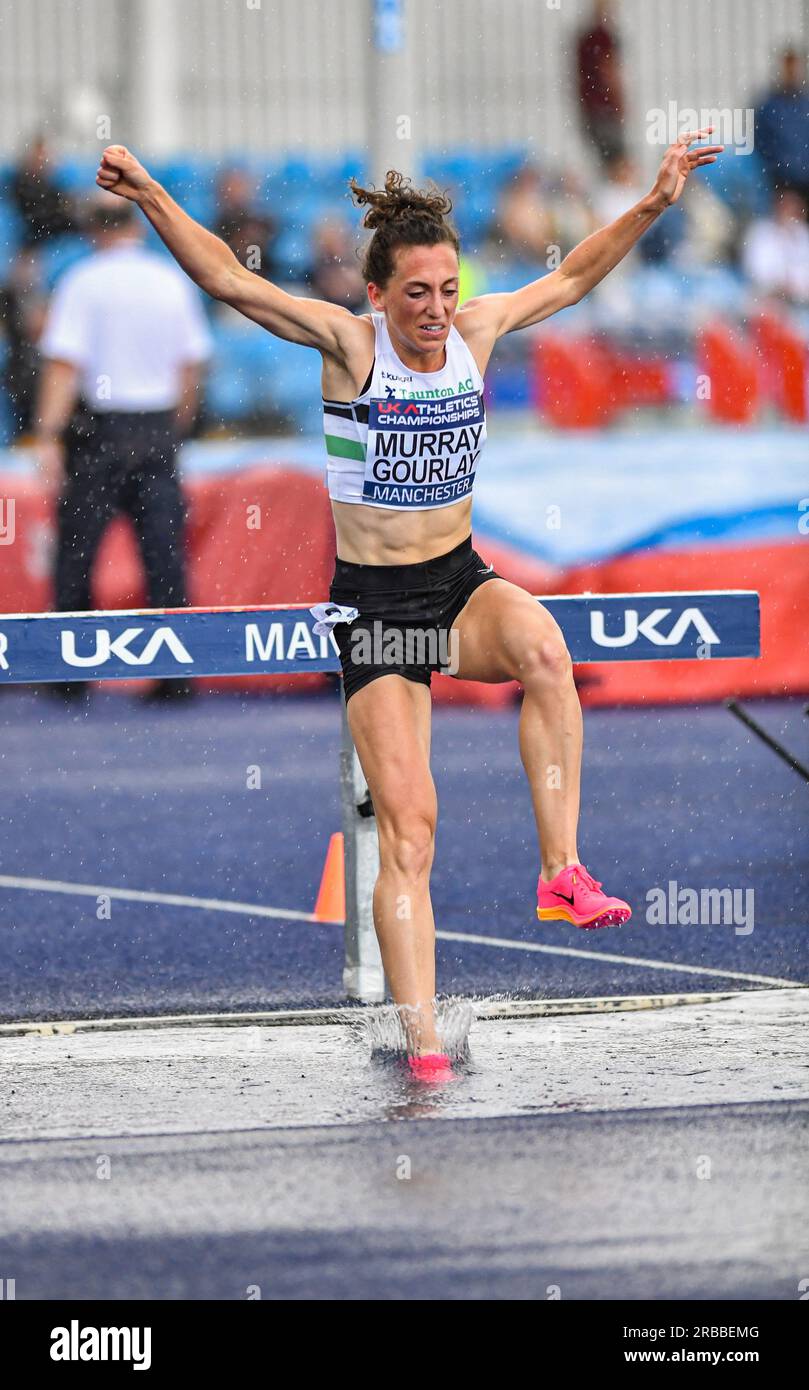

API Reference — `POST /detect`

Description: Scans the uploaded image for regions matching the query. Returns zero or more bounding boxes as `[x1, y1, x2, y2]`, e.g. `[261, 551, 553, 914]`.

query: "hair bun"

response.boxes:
[347, 167, 460, 290]
[349, 169, 453, 229]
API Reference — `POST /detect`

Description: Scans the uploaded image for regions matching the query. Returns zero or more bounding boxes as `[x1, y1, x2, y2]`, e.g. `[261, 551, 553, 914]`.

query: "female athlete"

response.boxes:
[97, 130, 722, 1073]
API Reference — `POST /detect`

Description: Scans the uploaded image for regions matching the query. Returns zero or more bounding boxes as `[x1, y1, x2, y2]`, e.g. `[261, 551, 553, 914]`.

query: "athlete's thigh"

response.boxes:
[450, 577, 567, 683]
[345, 673, 435, 827]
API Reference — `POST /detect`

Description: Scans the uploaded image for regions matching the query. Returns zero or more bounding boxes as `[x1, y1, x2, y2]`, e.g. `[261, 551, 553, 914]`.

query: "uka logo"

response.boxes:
[60, 627, 193, 667]
[0, 620, 340, 677]
[590, 607, 720, 648]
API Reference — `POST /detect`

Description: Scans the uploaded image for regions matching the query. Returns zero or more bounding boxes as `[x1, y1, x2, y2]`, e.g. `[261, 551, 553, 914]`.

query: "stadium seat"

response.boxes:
[1, 147, 802, 439]
[257, 332, 324, 434]
[54, 156, 99, 192]
[697, 321, 760, 422]
[752, 310, 808, 422]
[37, 235, 90, 290]
[701, 148, 771, 220]
[0, 334, 13, 444]
[207, 318, 322, 433]
[272, 225, 313, 280]
[0, 199, 23, 274]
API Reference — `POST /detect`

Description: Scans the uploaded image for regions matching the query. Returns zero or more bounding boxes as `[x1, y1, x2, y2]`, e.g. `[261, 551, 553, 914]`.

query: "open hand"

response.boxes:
[651, 127, 724, 208]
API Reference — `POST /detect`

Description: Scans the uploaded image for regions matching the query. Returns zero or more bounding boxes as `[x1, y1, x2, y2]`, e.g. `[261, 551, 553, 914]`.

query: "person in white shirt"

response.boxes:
[742, 188, 809, 305]
[34, 193, 213, 699]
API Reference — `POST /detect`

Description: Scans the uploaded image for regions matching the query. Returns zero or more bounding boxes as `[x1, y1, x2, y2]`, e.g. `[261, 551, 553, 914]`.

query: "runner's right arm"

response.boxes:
[96, 145, 354, 358]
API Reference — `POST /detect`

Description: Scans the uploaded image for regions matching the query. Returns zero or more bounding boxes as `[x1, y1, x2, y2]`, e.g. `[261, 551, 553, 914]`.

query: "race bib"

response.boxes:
[363, 390, 486, 509]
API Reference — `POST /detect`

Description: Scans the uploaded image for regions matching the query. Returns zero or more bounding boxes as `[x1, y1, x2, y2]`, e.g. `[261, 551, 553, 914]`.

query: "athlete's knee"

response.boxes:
[516, 628, 573, 686]
[378, 808, 437, 880]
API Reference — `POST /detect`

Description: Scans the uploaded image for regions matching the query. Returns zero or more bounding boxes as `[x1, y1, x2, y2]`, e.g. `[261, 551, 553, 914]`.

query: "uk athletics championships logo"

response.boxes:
[364, 388, 486, 507]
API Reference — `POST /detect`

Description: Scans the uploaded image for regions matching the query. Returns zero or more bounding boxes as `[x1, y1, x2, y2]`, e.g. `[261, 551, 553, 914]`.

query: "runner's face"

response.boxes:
[369, 243, 460, 357]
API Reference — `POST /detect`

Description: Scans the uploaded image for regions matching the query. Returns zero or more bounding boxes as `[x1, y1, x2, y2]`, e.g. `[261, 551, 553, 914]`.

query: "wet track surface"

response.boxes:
[2, 1102, 806, 1301]
[0, 690, 806, 1020]
[1, 990, 808, 1300]
[0, 689, 806, 1300]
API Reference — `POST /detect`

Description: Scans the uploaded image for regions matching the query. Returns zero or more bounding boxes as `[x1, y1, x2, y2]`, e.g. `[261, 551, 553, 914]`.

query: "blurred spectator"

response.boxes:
[0, 249, 49, 435]
[588, 155, 649, 321]
[215, 168, 278, 278]
[754, 48, 809, 210]
[592, 153, 644, 225]
[593, 153, 685, 264]
[34, 193, 213, 701]
[742, 188, 809, 305]
[488, 162, 558, 262]
[576, 0, 626, 167]
[306, 218, 366, 310]
[675, 181, 738, 269]
[544, 169, 598, 256]
[11, 133, 77, 247]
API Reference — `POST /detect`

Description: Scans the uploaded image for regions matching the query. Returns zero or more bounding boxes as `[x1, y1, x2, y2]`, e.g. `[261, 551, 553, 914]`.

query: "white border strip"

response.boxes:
[0, 874, 328, 925]
[0, 990, 771, 1038]
[0, 873, 800, 992]
[0, 591, 758, 621]
[436, 929, 799, 989]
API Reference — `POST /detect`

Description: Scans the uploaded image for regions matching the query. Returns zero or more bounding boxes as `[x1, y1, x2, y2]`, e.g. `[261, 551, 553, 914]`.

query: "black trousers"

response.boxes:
[55, 408, 187, 613]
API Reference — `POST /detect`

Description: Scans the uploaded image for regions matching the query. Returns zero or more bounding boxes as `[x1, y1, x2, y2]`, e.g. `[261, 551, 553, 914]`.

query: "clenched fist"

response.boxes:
[96, 145, 153, 203]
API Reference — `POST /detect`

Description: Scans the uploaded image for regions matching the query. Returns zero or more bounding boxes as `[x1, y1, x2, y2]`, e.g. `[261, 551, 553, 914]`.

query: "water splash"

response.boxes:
[349, 994, 476, 1061]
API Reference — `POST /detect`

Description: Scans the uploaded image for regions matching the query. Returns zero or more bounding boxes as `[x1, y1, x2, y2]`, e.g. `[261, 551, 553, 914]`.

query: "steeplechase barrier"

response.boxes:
[0, 590, 760, 1000]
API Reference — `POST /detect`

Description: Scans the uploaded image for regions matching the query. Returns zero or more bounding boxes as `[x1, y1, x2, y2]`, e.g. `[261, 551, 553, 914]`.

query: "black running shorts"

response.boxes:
[328, 534, 501, 703]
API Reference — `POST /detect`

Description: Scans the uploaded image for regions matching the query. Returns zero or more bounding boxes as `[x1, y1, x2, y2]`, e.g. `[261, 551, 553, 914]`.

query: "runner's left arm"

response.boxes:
[463, 128, 723, 338]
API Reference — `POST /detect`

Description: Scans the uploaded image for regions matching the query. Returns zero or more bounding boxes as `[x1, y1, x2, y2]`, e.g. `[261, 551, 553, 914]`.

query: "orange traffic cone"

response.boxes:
[313, 831, 345, 922]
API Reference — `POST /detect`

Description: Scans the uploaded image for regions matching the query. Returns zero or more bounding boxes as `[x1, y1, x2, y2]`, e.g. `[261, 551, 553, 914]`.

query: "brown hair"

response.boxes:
[348, 169, 460, 287]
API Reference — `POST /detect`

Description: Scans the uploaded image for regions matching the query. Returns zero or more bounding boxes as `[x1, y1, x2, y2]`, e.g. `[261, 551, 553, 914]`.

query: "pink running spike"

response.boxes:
[407, 1052, 454, 1082]
[537, 862, 632, 930]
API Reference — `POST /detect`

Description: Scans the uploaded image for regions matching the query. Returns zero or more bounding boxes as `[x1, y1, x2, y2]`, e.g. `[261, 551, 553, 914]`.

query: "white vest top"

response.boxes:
[323, 311, 487, 511]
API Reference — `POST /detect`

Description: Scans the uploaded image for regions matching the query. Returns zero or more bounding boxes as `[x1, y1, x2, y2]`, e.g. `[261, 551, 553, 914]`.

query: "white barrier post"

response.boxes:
[339, 697, 385, 1001]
